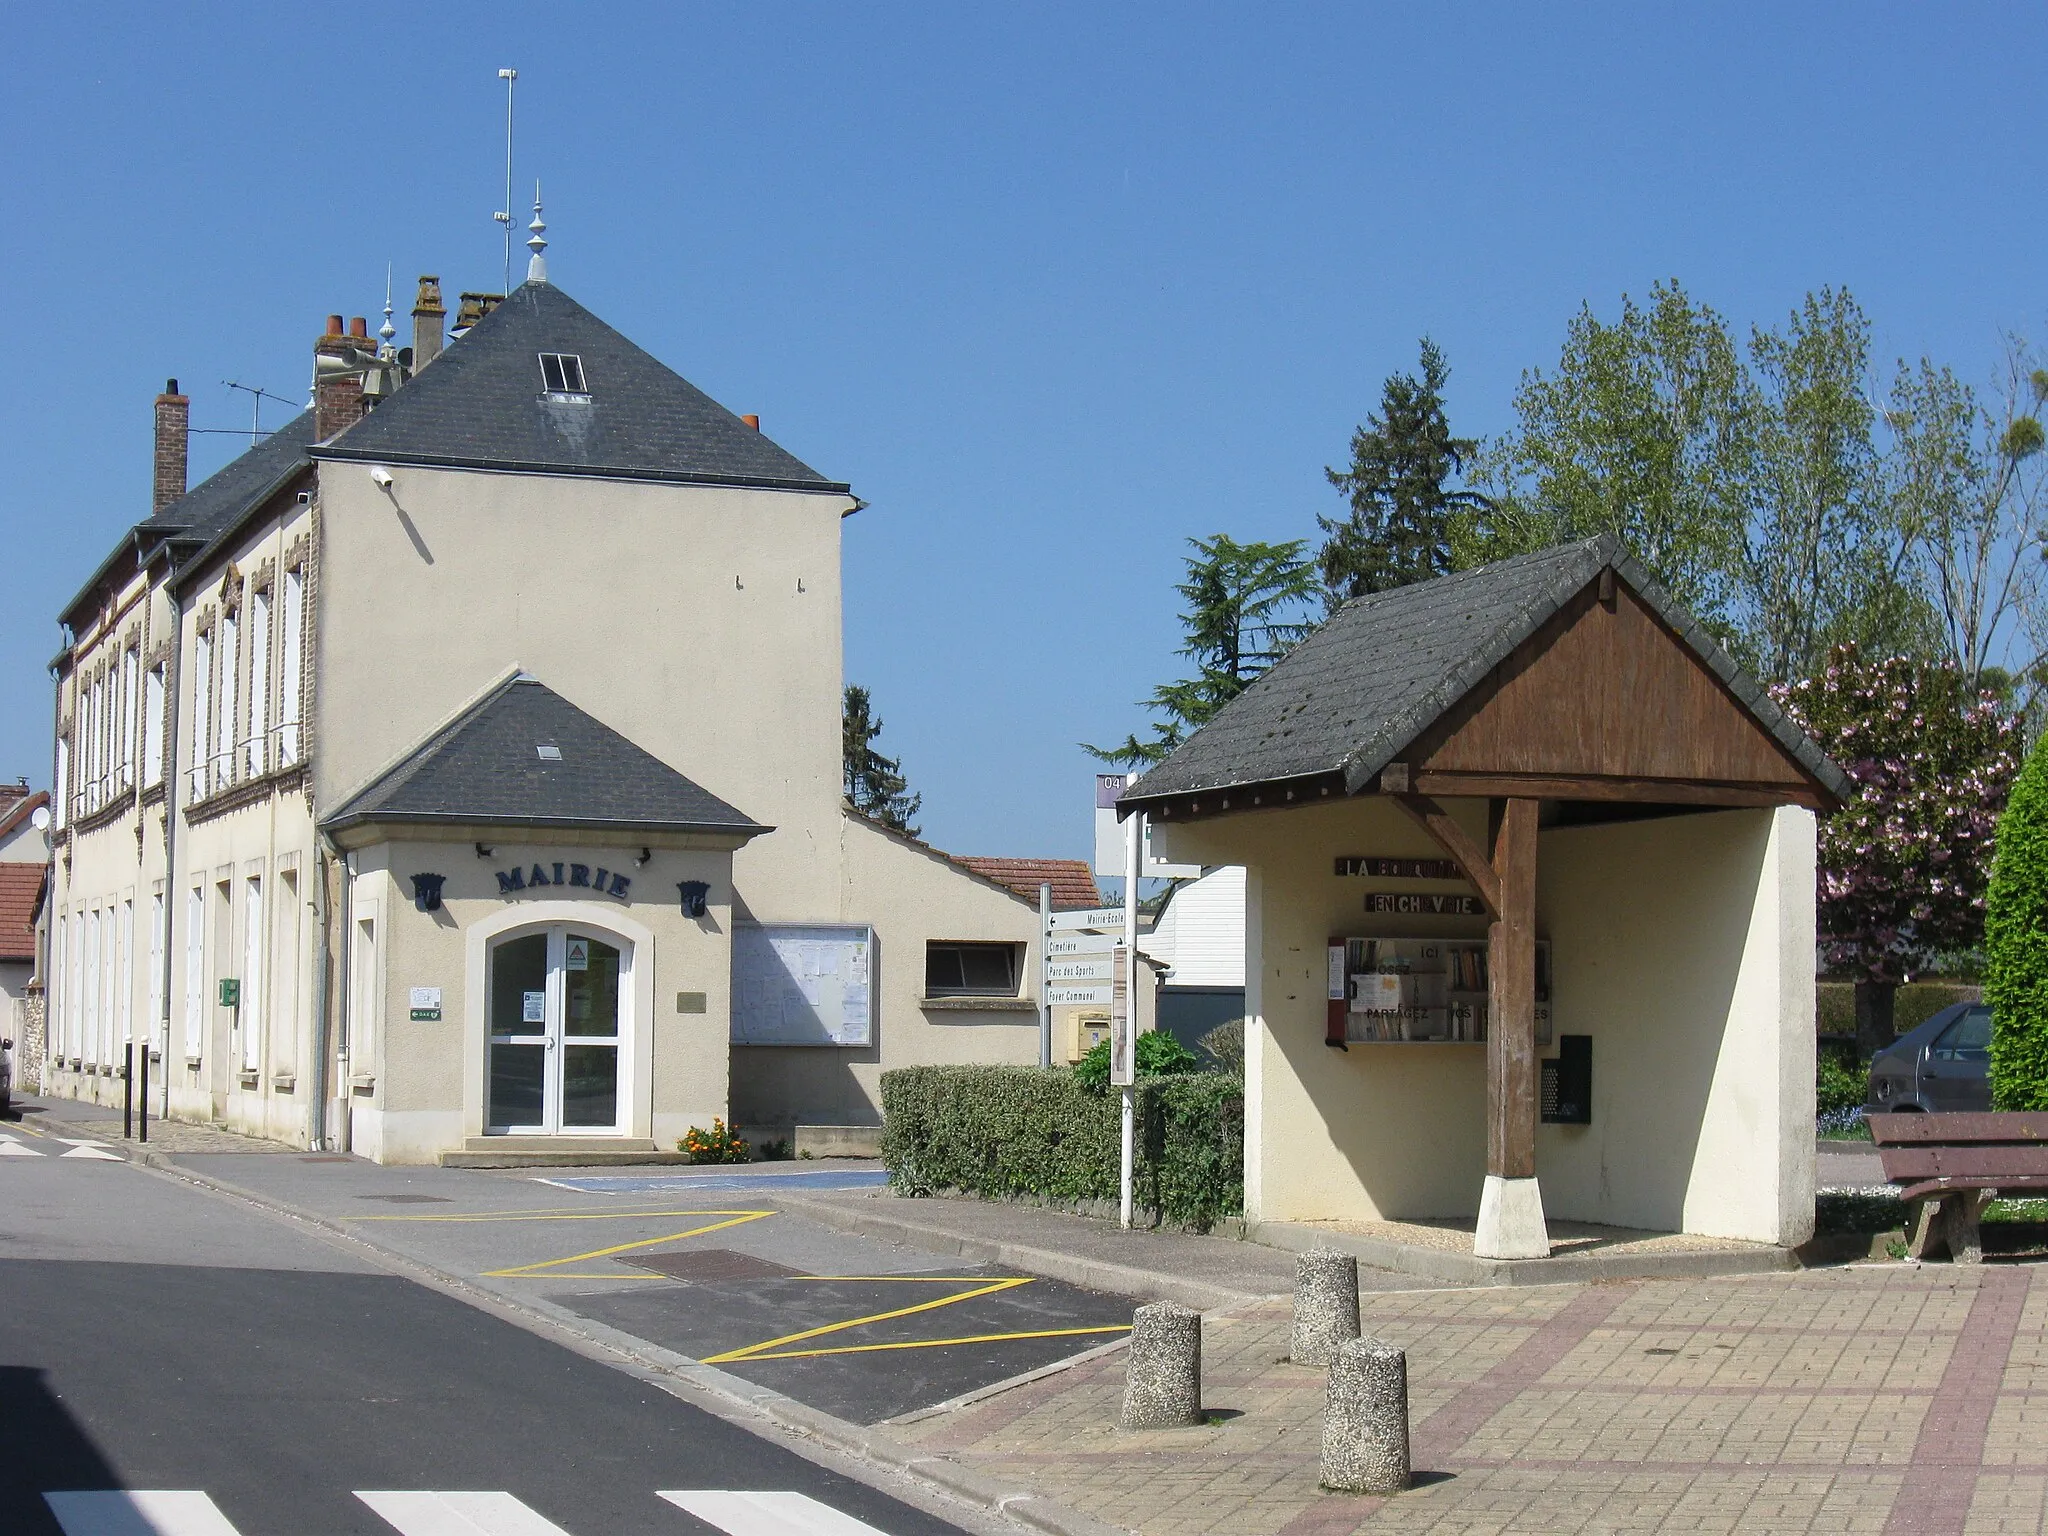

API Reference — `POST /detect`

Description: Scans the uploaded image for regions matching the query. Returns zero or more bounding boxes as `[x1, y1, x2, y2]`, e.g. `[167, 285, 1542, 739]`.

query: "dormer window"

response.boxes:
[538, 353, 588, 397]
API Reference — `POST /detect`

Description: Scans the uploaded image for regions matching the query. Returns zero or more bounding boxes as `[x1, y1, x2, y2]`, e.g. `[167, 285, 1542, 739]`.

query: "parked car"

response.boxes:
[1865, 1001, 1992, 1113]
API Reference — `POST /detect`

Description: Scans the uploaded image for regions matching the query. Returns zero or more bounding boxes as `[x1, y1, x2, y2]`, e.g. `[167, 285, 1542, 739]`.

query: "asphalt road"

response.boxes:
[0, 1135, 979, 1536]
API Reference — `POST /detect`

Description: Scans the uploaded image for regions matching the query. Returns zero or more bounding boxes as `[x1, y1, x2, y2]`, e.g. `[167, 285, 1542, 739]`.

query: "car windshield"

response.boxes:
[1931, 1006, 1992, 1061]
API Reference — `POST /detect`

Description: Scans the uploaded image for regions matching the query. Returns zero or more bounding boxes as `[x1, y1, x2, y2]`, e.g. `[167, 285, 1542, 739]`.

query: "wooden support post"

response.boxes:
[1485, 798, 1539, 1180]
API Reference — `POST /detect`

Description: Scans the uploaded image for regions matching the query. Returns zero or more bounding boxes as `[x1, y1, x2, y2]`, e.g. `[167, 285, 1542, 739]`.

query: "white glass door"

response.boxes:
[487, 928, 624, 1134]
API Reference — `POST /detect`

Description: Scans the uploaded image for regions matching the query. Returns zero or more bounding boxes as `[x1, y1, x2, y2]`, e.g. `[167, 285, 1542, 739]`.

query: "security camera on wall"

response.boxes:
[369, 466, 395, 490]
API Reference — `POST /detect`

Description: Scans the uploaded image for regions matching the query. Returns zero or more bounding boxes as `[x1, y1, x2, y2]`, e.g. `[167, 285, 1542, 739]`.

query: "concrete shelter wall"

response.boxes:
[1154, 798, 1816, 1243]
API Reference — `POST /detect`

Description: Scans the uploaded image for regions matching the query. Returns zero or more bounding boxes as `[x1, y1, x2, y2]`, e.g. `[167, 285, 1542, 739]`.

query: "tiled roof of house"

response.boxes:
[0, 790, 48, 844]
[324, 674, 766, 838]
[954, 857, 1103, 911]
[1121, 533, 1853, 809]
[140, 410, 317, 546]
[317, 281, 847, 493]
[0, 862, 46, 964]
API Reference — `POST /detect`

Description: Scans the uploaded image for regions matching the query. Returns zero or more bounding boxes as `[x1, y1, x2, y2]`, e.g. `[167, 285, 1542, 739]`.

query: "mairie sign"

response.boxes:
[496, 861, 633, 900]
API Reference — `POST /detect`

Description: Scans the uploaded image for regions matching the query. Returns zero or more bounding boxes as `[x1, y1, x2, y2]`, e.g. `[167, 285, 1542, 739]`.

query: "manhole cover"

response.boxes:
[620, 1248, 802, 1281]
[355, 1194, 454, 1204]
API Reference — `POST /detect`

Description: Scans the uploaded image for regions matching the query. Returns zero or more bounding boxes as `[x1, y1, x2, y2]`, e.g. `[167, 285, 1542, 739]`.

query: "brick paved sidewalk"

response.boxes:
[891, 1263, 2044, 1536]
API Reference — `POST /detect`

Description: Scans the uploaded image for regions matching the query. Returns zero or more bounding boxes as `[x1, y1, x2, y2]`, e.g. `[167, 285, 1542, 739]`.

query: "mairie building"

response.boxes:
[44, 237, 1072, 1163]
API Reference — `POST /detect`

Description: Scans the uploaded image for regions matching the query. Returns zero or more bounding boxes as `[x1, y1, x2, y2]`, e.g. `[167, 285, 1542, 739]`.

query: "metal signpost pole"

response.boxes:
[1119, 791, 1140, 1230]
[1038, 883, 1053, 1069]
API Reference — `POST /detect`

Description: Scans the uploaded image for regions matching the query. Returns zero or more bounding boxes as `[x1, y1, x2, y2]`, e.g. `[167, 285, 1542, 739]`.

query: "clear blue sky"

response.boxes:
[3, 5, 2040, 860]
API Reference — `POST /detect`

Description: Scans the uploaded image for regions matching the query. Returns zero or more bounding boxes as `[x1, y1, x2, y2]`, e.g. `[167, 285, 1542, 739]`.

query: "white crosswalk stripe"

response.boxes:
[44, 1490, 243, 1535]
[60, 1143, 123, 1160]
[660, 1491, 892, 1536]
[357, 1490, 576, 1536]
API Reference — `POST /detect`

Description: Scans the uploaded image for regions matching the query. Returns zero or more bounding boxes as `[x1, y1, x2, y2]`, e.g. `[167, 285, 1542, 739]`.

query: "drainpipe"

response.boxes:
[306, 840, 334, 1150]
[157, 602, 183, 1124]
[333, 848, 356, 1152]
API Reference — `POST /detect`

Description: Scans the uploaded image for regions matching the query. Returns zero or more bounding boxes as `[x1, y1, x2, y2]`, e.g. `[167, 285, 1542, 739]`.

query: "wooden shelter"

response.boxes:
[1122, 535, 1847, 1257]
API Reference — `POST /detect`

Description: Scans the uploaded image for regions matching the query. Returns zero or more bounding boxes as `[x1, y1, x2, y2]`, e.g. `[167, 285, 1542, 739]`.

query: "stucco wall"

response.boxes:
[1155, 799, 1816, 1244]
[312, 462, 852, 913]
[342, 832, 737, 1165]
[729, 814, 1044, 1131]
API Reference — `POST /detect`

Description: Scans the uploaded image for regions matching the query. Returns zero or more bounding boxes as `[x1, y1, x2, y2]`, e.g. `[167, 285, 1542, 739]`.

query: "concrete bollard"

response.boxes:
[1320, 1337, 1410, 1493]
[1119, 1301, 1203, 1429]
[1291, 1248, 1361, 1366]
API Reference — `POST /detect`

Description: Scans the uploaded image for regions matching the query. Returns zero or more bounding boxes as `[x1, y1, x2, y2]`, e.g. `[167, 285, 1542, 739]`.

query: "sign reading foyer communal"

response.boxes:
[496, 860, 633, 899]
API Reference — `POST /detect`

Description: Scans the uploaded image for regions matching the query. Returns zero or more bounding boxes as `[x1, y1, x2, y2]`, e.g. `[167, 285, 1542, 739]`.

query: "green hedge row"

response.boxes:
[1988, 735, 2048, 1110]
[879, 1065, 1244, 1233]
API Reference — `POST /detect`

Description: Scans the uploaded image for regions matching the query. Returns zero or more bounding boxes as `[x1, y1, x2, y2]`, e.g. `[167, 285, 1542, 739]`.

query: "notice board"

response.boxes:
[731, 924, 875, 1046]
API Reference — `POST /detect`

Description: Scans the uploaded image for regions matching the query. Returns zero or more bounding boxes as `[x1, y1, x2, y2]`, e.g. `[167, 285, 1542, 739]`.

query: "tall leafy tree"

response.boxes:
[1087, 535, 1319, 767]
[1318, 338, 1488, 606]
[1775, 646, 2021, 1057]
[843, 684, 922, 836]
[1886, 343, 2048, 705]
[1462, 281, 1754, 641]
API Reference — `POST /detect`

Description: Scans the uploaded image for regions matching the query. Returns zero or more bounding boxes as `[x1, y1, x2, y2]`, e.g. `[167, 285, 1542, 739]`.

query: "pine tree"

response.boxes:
[843, 684, 922, 835]
[1319, 338, 1489, 606]
[1086, 535, 1318, 766]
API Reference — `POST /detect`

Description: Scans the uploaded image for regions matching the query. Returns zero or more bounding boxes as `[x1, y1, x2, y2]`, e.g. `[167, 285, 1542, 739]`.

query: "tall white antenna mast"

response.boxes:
[493, 68, 518, 292]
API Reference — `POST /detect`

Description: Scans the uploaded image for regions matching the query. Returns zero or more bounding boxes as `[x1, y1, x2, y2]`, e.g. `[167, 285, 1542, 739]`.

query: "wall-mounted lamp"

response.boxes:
[677, 880, 710, 918]
[409, 872, 446, 912]
[634, 847, 652, 866]
[474, 842, 494, 859]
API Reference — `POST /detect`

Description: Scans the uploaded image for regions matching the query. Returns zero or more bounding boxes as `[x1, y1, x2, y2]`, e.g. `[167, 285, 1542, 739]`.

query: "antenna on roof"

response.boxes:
[222, 380, 297, 443]
[492, 68, 518, 293]
[527, 182, 548, 284]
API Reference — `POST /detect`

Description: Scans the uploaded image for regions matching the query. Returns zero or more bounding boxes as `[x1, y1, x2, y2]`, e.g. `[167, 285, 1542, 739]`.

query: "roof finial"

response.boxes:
[380, 264, 397, 347]
[526, 181, 548, 284]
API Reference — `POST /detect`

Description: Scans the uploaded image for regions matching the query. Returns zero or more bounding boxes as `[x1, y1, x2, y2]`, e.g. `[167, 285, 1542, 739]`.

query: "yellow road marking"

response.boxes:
[739, 1324, 1131, 1361]
[483, 1211, 775, 1277]
[703, 1276, 1032, 1364]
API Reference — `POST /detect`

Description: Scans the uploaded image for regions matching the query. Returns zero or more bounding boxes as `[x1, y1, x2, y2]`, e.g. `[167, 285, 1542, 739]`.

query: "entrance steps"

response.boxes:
[439, 1136, 687, 1168]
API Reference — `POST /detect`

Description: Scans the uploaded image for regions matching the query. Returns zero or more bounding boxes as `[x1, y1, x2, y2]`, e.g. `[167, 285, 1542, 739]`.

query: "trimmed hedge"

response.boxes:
[880, 1065, 1244, 1232]
[1987, 736, 2048, 1110]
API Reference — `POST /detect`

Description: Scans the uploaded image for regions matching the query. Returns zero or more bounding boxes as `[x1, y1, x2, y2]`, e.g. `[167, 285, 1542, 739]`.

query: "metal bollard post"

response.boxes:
[1320, 1337, 1410, 1493]
[138, 1048, 149, 1144]
[123, 1043, 133, 1140]
[1119, 1301, 1203, 1429]
[1292, 1248, 1361, 1366]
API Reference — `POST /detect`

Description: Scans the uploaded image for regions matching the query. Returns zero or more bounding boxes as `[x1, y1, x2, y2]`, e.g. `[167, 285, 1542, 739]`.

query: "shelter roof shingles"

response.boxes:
[324, 675, 764, 837]
[953, 858, 1102, 911]
[318, 281, 846, 492]
[1123, 533, 1851, 809]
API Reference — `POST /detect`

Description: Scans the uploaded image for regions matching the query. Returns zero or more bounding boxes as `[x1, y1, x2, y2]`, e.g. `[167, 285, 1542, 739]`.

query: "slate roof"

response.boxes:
[317, 281, 847, 492]
[140, 410, 317, 547]
[954, 857, 1102, 911]
[1121, 533, 1852, 810]
[323, 675, 766, 837]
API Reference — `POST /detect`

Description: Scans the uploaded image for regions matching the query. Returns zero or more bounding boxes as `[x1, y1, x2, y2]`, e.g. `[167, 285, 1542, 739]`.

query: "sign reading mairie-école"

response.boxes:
[496, 860, 633, 900]
[1336, 856, 1463, 880]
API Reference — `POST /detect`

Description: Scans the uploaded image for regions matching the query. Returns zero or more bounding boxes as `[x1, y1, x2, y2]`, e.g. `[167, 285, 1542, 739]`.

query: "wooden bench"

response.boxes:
[1867, 1112, 2048, 1263]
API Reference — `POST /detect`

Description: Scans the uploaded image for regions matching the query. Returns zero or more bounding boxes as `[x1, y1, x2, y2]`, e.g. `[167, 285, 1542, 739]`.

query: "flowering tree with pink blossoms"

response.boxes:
[1774, 645, 2023, 1058]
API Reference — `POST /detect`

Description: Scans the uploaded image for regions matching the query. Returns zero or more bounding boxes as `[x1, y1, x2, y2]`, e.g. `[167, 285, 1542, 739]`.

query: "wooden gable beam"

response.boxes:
[1389, 789, 1502, 919]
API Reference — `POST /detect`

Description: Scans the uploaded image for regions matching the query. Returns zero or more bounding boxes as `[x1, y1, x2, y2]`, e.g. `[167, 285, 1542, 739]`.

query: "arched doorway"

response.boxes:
[486, 925, 629, 1134]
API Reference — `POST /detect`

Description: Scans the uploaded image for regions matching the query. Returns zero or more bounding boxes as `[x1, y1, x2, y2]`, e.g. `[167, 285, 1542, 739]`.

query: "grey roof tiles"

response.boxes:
[1121, 533, 1852, 809]
[318, 281, 847, 491]
[324, 675, 766, 836]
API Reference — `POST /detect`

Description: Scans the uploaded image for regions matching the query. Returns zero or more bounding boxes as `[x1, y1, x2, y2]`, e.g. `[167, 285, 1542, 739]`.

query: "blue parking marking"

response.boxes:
[539, 1169, 891, 1194]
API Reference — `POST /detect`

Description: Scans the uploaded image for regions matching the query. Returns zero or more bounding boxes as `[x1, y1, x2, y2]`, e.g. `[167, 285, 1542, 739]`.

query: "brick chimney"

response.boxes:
[313, 314, 377, 442]
[153, 379, 189, 512]
[411, 276, 446, 371]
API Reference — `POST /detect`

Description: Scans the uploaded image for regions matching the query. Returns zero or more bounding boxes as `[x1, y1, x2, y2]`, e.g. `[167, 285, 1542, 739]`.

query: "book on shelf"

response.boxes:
[1337, 935, 1552, 1045]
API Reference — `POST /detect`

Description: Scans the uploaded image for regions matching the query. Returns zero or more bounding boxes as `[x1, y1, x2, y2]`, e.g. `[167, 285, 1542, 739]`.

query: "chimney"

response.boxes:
[314, 315, 377, 442]
[411, 276, 445, 370]
[153, 379, 189, 513]
[740, 414, 760, 432]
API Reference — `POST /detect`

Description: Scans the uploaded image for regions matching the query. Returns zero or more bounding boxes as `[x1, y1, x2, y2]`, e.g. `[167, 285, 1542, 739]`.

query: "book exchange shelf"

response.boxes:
[1327, 935, 1553, 1046]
